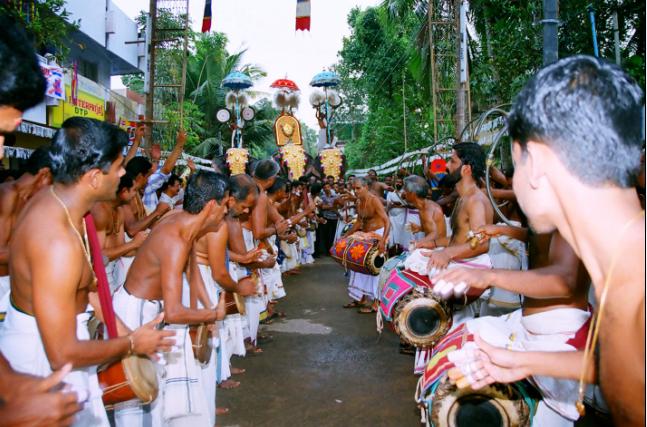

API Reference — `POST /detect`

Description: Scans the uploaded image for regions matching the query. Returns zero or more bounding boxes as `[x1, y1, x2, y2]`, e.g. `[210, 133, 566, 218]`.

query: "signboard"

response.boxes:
[49, 70, 105, 128]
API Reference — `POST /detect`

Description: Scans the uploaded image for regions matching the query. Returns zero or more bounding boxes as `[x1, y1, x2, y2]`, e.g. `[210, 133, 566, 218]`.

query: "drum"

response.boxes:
[377, 253, 408, 297]
[98, 355, 159, 408]
[427, 375, 536, 427]
[224, 291, 246, 315]
[296, 226, 307, 238]
[417, 325, 538, 427]
[393, 287, 452, 348]
[330, 233, 385, 275]
[189, 323, 212, 365]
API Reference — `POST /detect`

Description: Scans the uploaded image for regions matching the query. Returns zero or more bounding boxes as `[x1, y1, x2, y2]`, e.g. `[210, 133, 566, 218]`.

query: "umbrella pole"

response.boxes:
[324, 87, 330, 146]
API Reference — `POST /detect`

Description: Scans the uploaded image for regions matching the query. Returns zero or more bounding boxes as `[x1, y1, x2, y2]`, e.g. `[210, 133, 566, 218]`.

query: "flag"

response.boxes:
[202, 0, 212, 33]
[296, 0, 310, 32]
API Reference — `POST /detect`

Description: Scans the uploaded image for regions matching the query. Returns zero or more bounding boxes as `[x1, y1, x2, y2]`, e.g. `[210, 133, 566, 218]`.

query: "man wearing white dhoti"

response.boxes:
[123, 170, 232, 425]
[341, 177, 390, 313]
[1, 118, 172, 427]
[434, 231, 593, 426]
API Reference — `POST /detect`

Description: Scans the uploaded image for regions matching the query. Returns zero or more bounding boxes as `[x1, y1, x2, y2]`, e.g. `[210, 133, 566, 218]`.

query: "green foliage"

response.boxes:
[1, 0, 79, 61]
[337, 0, 644, 170]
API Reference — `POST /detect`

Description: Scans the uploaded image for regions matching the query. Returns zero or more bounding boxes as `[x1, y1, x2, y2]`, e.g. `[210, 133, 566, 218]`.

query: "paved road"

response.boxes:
[219, 257, 420, 427]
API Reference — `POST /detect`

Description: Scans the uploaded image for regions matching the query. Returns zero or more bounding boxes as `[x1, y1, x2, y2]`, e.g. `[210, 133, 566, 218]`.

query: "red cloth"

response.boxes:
[201, 0, 212, 33]
[84, 213, 118, 339]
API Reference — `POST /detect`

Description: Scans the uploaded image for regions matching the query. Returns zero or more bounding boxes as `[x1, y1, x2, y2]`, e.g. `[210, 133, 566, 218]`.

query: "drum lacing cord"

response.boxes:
[414, 376, 428, 425]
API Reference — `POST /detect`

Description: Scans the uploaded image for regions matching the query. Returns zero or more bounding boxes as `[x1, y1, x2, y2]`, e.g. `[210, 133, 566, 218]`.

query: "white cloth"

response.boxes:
[0, 275, 10, 314]
[240, 228, 266, 345]
[482, 221, 527, 316]
[263, 236, 286, 300]
[0, 304, 110, 427]
[112, 286, 164, 427]
[462, 308, 590, 423]
[162, 324, 211, 426]
[112, 255, 135, 294]
[348, 228, 384, 301]
[194, 264, 221, 426]
[387, 192, 424, 248]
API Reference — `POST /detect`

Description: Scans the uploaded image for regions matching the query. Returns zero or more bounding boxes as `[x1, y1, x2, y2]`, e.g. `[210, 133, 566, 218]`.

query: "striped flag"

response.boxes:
[202, 0, 212, 33]
[296, 0, 310, 31]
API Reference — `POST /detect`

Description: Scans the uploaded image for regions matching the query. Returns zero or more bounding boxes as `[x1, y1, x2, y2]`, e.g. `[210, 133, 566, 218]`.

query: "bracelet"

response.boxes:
[127, 334, 135, 356]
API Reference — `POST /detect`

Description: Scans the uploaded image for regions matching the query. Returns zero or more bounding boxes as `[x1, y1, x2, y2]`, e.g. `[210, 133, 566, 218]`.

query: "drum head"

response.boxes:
[374, 255, 385, 269]
[122, 355, 159, 404]
[394, 290, 451, 348]
[430, 375, 532, 427]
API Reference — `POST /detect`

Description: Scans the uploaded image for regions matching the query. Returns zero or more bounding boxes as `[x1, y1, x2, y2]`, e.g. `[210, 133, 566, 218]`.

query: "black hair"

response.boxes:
[268, 176, 287, 195]
[22, 146, 51, 175]
[310, 183, 323, 196]
[0, 15, 46, 111]
[253, 159, 280, 180]
[183, 171, 229, 214]
[160, 173, 181, 193]
[118, 174, 134, 194]
[49, 118, 126, 185]
[229, 173, 258, 201]
[326, 175, 335, 180]
[347, 174, 356, 179]
[508, 55, 644, 188]
[404, 175, 430, 198]
[125, 156, 153, 179]
[453, 142, 486, 181]
[297, 176, 308, 184]
[368, 169, 377, 175]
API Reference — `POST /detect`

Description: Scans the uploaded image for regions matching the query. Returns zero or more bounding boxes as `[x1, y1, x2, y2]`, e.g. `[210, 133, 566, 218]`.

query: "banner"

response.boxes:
[202, 0, 212, 33]
[296, 0, 310, 31]
[41, 65, 65, 100]
[49, 70, 105, 128]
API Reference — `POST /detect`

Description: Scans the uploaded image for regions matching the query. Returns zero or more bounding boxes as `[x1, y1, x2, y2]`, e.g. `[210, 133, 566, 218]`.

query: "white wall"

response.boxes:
[65, 0, 107, 46]
[106, 1, 142, 71]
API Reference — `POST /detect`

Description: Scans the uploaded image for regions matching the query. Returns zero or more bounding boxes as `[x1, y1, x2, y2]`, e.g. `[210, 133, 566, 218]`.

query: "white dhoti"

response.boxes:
[240, 228, 267, 345]
[163, 324, 211, 427]
[482, 222, 527, 317]
[348, 228, 384, 301]
[464, 308, 591, 425]
[0, 304, 110, 427]
[264, 236, 286, 300]
[112, 286, 164, 427]
[0, 275, 10, 315]
[112, 256, 135, 294]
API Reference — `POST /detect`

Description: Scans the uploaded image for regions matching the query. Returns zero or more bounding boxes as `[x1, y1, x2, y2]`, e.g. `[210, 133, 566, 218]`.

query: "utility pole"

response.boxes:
[542, 0, 559, 65]
[402, 71, 408, 153]
[455, 0, 466, 141]
[144, 0, 157, 148]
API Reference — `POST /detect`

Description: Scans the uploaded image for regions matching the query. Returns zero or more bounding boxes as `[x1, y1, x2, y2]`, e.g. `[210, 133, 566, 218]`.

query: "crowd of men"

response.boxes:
[0, 13, 645, 427]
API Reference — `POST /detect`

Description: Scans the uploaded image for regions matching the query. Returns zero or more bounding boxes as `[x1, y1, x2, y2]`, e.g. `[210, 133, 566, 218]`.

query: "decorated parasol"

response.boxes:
[270, 78, 300, 92]
[309, 71, 340, 88]
[430, 158, 447, 175]
[222, 71, 253, 90]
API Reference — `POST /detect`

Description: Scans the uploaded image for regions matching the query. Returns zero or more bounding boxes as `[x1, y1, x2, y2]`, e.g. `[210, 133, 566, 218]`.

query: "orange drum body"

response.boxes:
[189, 323, 212, 365]
[98, 355, 158, 407]
[330, 234, 385, 275]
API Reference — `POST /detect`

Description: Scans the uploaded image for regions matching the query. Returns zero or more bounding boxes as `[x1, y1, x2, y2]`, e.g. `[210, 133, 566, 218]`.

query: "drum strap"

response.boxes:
[84, 213, 119, 339]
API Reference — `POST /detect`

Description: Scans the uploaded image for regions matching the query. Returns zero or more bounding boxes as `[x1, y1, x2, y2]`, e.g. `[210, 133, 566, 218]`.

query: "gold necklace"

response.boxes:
[576, 209, 645, 416]
[50, 186, 93, 269]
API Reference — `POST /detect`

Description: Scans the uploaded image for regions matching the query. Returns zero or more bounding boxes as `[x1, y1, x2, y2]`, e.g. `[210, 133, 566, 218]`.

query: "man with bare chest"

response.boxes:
[404, 143, 494, 324]
[401, 175, 447, 249]
[113, 170, 230, 426]
[342, 176, 390, 312]
[449, 56, 645, 425]
[0, 118, 173, 426]
[0, 147, 51, 303]
[90, 174, 147, 293]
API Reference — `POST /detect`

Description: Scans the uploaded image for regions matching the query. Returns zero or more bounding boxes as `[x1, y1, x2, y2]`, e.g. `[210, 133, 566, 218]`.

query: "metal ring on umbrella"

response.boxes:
[222, 71, 253, 90]
[484, 119, 517, 226]
[271, 78, 300, 92]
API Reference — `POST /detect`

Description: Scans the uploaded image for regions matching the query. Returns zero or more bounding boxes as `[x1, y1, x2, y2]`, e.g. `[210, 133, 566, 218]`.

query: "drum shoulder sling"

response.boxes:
[85, 213, 159, 408]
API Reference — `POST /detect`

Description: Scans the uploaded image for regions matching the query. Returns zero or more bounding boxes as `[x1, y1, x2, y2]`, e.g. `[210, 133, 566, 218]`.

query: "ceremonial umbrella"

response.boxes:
[222, 71, 253, 90]
[309, 70, 340, 88]
[430, 158, 447, 174]
[270, 78, 300, 92]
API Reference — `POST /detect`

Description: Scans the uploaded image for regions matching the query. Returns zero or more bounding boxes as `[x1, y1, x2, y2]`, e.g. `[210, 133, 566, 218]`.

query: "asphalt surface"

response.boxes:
[218, 256, 420, 427]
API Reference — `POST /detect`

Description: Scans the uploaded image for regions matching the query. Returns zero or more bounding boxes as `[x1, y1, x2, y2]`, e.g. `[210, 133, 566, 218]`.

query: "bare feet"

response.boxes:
[216, 407, 230, 415]
[218, 379, 240, 389]
[230, 367, 246, 375]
